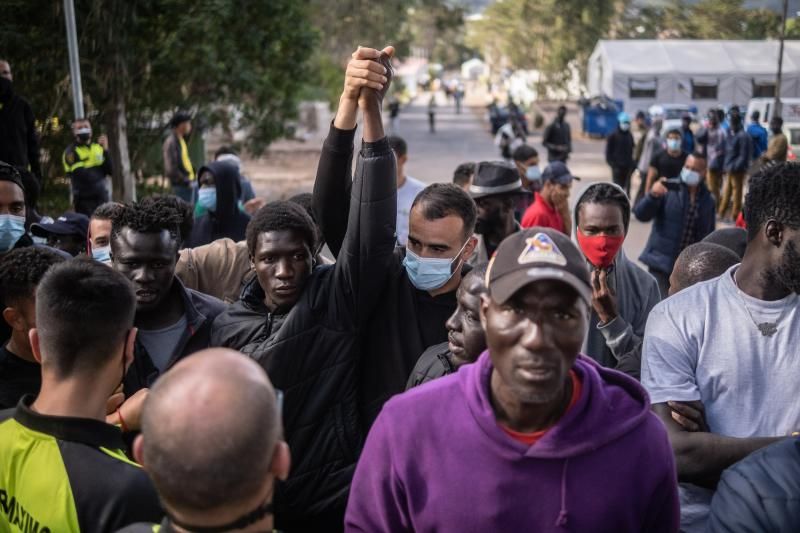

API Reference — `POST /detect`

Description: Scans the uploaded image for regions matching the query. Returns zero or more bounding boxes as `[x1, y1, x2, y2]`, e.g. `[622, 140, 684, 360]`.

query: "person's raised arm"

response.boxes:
[331, 46, 397, 326]
[314, 46, 390, 257]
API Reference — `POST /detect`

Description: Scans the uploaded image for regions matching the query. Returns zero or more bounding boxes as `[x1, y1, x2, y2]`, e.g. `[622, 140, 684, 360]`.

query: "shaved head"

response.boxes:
[139, 349, 283, 516]
[669, 243, 740, 296]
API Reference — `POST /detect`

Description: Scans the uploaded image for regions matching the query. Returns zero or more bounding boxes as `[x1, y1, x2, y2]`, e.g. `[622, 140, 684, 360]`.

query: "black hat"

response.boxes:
[31, 212, 89, 239]
[469, 161, 527, 199]
[170, 111, 192, 128]
[542, 161, 579, 186]
[486, 227, 591, 305]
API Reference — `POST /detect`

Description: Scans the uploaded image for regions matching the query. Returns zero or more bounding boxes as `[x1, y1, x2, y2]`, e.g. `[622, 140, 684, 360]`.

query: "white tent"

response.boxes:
[587, 39, 800, 115]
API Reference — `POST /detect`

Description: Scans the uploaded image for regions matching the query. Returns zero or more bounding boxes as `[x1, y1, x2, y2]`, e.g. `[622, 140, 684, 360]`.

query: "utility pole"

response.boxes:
[63, 0, 84, 119]
[775, 0, 789, 118]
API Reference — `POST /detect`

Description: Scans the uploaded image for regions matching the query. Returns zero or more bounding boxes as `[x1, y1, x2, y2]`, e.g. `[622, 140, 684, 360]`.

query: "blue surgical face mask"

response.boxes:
[403, 239, 470, 291]
[680, 167, 701, 187]
[620, 122, 630, 131]
[525, 165, 541, 182]
[92, 245, 111, 264]
[667, 138, 681, 152]
[0, 214, 26, 252]
[197, 187, 217, 211]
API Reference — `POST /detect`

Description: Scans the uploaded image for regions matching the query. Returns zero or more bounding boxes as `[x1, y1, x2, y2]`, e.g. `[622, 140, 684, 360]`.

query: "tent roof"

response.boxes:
[594, 40, 800, 76]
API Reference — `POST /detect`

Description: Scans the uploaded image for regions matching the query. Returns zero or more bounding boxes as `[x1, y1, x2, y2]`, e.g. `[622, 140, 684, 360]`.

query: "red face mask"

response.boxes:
[576, 229, 625, 269]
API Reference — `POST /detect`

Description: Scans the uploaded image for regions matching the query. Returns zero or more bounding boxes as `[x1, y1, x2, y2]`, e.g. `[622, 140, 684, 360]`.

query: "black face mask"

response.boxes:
[77, 133, 91, 144]
[0, 78, 12, 101]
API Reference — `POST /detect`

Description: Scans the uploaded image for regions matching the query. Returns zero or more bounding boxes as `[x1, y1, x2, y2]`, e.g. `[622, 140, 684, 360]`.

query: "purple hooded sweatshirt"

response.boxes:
[346, 352, 679, 532]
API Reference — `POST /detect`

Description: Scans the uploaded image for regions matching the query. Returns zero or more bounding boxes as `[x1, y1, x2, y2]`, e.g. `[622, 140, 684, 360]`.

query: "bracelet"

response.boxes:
[117, 407, 129, 433]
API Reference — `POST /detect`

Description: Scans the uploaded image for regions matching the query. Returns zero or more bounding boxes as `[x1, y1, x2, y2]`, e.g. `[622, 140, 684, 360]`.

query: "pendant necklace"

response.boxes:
[733, 271, 787, 337]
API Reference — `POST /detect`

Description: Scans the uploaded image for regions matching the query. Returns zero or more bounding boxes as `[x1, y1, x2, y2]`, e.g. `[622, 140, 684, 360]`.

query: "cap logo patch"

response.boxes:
[517, 233, 567, 266]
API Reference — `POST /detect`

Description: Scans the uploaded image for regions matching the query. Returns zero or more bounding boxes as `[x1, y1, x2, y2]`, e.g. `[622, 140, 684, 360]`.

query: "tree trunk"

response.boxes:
[106, 93, 135, 202]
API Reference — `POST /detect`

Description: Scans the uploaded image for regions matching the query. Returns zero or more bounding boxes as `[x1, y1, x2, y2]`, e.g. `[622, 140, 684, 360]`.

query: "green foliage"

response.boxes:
[616, 0, 782, 40]
[467, 0, 624, 87]
[1, 0, 315, 182]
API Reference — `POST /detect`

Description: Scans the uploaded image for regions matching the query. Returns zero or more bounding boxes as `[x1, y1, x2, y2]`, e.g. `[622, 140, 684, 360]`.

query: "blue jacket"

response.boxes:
[747, 122, 769, 160]
[724, 128, 752, 173]
[633, 184, 716, 274]
[707, 438, 800, 532]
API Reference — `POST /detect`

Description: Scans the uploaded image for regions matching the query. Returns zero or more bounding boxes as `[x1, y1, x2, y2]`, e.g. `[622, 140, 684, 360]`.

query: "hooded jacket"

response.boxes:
[633, 182, 716, 275]
[707, 438, 800, 532]
[210, 133, 397, 532]
[573, 182, 661, 378]
[123, 278, 225, 396]
[346, 352, 679, 532]
[187, 160, 250, 247]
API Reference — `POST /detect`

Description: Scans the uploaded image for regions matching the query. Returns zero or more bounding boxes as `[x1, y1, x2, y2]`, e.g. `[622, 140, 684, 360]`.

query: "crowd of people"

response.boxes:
[1, 46, 800, 533]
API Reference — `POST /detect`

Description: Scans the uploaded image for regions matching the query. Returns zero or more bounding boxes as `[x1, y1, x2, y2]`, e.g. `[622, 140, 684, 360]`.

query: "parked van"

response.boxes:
[747, 97, 800, 159]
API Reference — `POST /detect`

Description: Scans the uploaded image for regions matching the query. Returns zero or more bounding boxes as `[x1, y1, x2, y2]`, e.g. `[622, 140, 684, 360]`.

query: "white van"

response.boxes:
[746, 97, 800, 159]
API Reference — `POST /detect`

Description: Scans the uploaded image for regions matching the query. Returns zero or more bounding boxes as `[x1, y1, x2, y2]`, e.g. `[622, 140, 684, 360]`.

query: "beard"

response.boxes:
[767, 241, 800, 294]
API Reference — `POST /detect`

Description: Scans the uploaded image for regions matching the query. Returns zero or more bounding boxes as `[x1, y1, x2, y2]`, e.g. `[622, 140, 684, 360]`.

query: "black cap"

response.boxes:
[31, 212, 89, 239]
[0, 161, 26, 195]
[469, 161, 527, 199]
[170, 111, 192, 128]
[486, 227, 591, 305]
[542, 161, 579, 186]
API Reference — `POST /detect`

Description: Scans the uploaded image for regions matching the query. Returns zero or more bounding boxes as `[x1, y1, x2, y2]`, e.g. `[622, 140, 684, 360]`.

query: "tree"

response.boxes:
[2, 0, 314, 200]
[467, 0, 626, 87]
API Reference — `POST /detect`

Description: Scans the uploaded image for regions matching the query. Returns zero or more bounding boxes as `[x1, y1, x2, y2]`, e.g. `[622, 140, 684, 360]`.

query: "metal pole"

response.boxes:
[63, 0, 84, 119]
[775, 0, 789, 118]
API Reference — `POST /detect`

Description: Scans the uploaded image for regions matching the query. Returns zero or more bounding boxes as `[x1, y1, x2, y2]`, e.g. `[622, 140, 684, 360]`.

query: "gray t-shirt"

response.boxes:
[642, 265, 800, 532]
[137, 315, 188, 373]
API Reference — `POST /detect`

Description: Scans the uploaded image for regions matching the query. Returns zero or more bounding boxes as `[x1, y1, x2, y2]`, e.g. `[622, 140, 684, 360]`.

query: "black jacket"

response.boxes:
[188, 160, 250, 247]
[123, 278, 225, 396]
[542, 119, 572, 162]
[633, 183, 716, 275]
[0, 93, 41, 180]
[405, 342, 456, 390]
[707, 438, 800, 532]
[313, 124, 464, 430]
[605, 128, 635, 169]
[211, 131, 397, 532]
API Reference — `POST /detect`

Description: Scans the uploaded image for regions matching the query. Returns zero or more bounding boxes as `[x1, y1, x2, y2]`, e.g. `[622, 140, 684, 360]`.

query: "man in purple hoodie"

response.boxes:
[345, 227, 679, 532]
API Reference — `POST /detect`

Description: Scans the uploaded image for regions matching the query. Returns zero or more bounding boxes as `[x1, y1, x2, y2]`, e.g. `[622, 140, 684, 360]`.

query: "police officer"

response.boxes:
[62, 118, 112, 216]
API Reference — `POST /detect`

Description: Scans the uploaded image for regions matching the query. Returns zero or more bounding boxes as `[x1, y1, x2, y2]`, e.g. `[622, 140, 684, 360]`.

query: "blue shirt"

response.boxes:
[747, 122, 768, 159]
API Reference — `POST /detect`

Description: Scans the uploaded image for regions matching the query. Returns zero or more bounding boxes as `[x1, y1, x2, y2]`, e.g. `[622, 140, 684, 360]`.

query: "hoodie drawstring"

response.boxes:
[555, 458, 570, 528]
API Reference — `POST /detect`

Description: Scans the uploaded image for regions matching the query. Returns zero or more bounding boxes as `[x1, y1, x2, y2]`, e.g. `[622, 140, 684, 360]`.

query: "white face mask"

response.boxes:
[620, 122, 630, 131]
[680, 167, 701, 187]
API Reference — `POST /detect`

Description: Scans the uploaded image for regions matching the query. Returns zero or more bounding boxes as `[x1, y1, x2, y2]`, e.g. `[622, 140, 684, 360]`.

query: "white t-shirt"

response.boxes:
[396, 176, 426, 246]
[642, 265, 800, 532]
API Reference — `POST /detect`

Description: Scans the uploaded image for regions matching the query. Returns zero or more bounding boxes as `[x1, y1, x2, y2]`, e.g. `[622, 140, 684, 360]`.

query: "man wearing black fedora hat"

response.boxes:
[468, 161, 527, 264]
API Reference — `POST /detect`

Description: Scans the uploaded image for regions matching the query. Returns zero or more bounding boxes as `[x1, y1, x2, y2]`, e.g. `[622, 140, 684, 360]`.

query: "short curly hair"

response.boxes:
[246, 201, 317, 257]
[0, 247, 66, 306]
[138, 195, 194, 245]
[743, 162, 800, 241]
[111, 201, 183, 251]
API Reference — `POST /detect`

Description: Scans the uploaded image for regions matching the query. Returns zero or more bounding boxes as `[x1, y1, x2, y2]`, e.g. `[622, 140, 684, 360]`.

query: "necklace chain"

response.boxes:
[732, 271, 786, 337]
